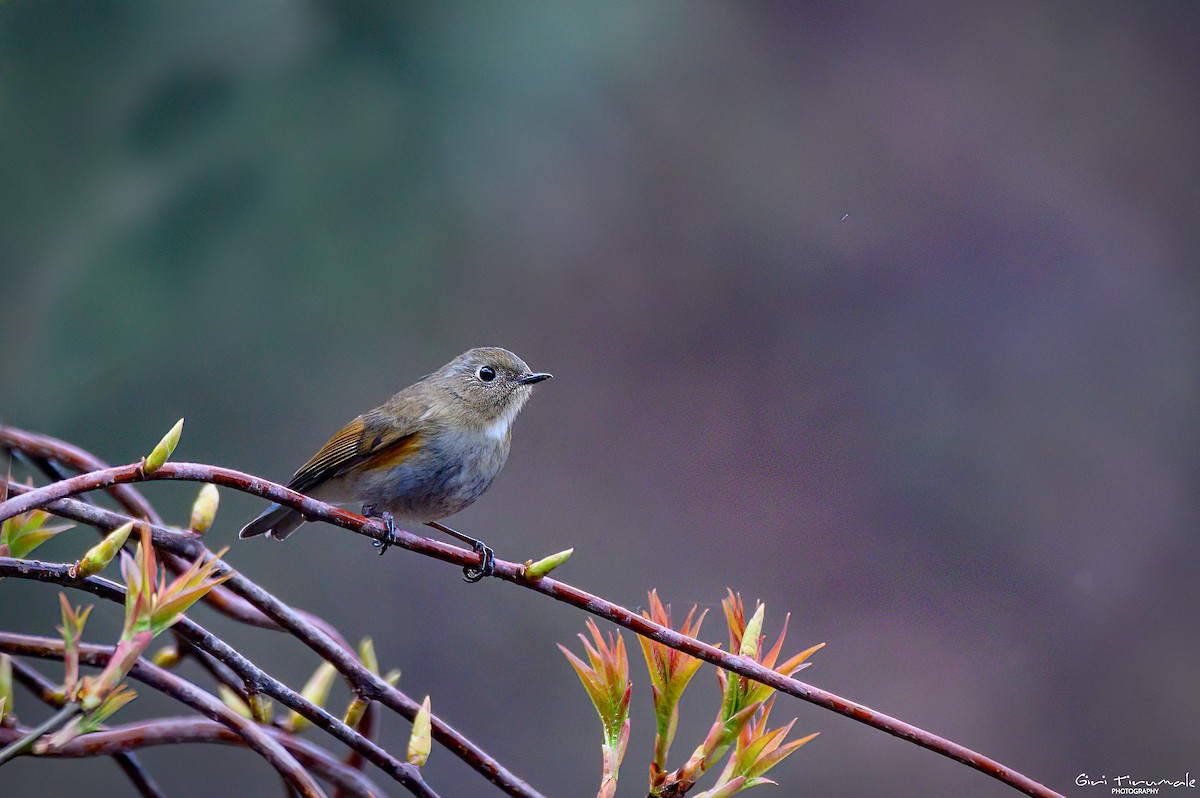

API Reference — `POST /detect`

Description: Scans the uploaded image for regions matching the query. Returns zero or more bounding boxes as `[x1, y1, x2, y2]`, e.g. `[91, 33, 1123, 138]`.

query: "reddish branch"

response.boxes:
[3, 427, 540, 797]
[3, 427, 164, 523]
[3, 427, 346, 642]
[0, 429, 1064, 798]
[1, 482, 545, 798]
[7, 656, 166, 798]
[0, 555, 438, 798]
[0, 631, 325, 798]
[0, 717, 383, 797]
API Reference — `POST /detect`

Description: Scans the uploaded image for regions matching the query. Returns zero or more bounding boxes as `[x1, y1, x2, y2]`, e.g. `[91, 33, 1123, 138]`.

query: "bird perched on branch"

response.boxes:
[239, 347, 552, 581]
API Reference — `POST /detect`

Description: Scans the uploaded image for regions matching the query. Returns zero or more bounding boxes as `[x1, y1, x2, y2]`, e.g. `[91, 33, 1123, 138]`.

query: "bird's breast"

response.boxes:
[349, 429, 511, 522]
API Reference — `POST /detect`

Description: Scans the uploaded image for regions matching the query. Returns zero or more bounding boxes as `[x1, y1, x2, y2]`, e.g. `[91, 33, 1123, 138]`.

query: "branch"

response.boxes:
[1, 483, 544, 798]
[2, 428, 163, 523]
[7, 658, 166, 798]
[3, 427, 346, 640]
[0, 430, 1062, 798]
[0, 703, 81, 765]
[0, 556, 437, 798]
[0, 632, 326, 798]
[111, 749, 168, 798]
[0, 717, 384, 798]
[336, 701, 379, 798]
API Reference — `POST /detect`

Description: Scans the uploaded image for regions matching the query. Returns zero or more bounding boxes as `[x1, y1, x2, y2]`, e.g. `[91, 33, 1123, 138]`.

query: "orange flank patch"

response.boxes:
[361, 433, 422, 471]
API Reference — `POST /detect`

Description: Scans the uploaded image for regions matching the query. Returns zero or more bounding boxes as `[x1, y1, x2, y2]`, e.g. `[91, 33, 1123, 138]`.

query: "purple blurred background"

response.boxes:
[2, 2, 1197, 796]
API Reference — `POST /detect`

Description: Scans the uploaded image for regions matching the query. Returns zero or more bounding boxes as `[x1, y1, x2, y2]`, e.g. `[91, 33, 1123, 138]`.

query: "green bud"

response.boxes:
[247, 692, 273, 724]
[75, 522, 135, 578]
[741, 603, 766, 659]
[358, 637, 379, 674]
[343, 696, 368, 729]
[150, 645, 182, 669]
[218, 685, 253, 719]
[407, 695, 432, 767]
[289, 660, 337, 732]
[0, 654, 12, 722]
[523, 548, 574, 580]
[344, 666, 400, 728]
[189, 484, 220, 534]
[143, 418, 184, 475]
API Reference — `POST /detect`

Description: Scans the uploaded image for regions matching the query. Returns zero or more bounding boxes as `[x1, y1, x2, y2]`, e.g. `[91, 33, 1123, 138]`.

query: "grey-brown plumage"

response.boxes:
[239, 347, 551, 543]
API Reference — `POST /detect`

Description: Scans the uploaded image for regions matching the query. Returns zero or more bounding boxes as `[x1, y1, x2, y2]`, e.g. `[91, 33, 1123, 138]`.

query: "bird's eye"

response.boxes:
[477, 365, 497, 382]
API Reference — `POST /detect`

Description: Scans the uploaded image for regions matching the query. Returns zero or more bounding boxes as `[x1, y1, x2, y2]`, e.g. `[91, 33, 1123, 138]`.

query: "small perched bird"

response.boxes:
[239, 347, 551, 581]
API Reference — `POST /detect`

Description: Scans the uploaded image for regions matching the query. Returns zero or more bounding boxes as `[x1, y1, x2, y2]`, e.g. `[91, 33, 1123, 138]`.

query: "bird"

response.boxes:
[239, 347, 551, 581]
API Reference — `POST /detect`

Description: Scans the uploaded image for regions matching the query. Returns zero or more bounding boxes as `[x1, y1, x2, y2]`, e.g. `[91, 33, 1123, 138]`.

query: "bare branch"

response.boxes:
[0, 556, 437, 798]
[0, 718, 384, 798]
[9, 656, 167, 798]
[0, 427, 1062, 798]
[3, 428, 319, 635]
[1, 483, 545, 798]
[0, 632, 326, 798]
[0, 704, 81, 765]
[2, 428, 163, 524]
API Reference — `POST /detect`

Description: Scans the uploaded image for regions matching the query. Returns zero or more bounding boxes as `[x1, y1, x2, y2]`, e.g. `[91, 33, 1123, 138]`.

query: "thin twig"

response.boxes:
[0, 556, 437, 798]
[0, 718, 385, 798]
[0, 631, 327, 798]
[1, 428, 348, 641]
[0, 433, 1063, 798]
[0, 703, 81, 766]
[0, 633, 328, 792]
[204, 553, 542, 797]
[338, 701, 378, 794]
[171, 638, 248, 702]
[1, 483, 544, 798]
[111, 749, 169, 798]
[0, 429, 162, 523]
[7, 657, 66, 704]
[8, 657, 167, 798]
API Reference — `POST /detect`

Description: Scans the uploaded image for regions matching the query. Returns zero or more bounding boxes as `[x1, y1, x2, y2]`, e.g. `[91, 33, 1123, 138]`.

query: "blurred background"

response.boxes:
[2, 1, 1198, 796]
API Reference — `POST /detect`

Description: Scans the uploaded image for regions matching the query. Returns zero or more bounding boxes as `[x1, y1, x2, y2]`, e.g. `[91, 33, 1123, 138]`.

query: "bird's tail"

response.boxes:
[238, 503, 307, 541]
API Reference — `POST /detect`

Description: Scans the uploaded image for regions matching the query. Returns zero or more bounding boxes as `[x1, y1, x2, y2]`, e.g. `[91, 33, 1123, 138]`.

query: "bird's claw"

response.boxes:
[423, 521, 495, 583]
[462, 540, 495, 583]
[364, 506, 397, 556]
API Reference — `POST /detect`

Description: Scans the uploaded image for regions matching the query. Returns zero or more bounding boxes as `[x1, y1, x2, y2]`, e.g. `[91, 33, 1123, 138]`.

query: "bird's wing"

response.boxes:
[288, 411, 421, 493]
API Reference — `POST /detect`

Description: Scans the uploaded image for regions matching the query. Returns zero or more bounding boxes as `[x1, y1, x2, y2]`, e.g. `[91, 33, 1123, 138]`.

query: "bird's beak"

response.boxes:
[518, 372, 553, 385]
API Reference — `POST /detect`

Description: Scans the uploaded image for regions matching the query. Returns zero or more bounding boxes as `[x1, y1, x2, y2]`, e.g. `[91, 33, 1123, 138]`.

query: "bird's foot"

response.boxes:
[462, 539, 495, 583]
[363, 505, 397, 555]
[427, 521, 495, 583]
